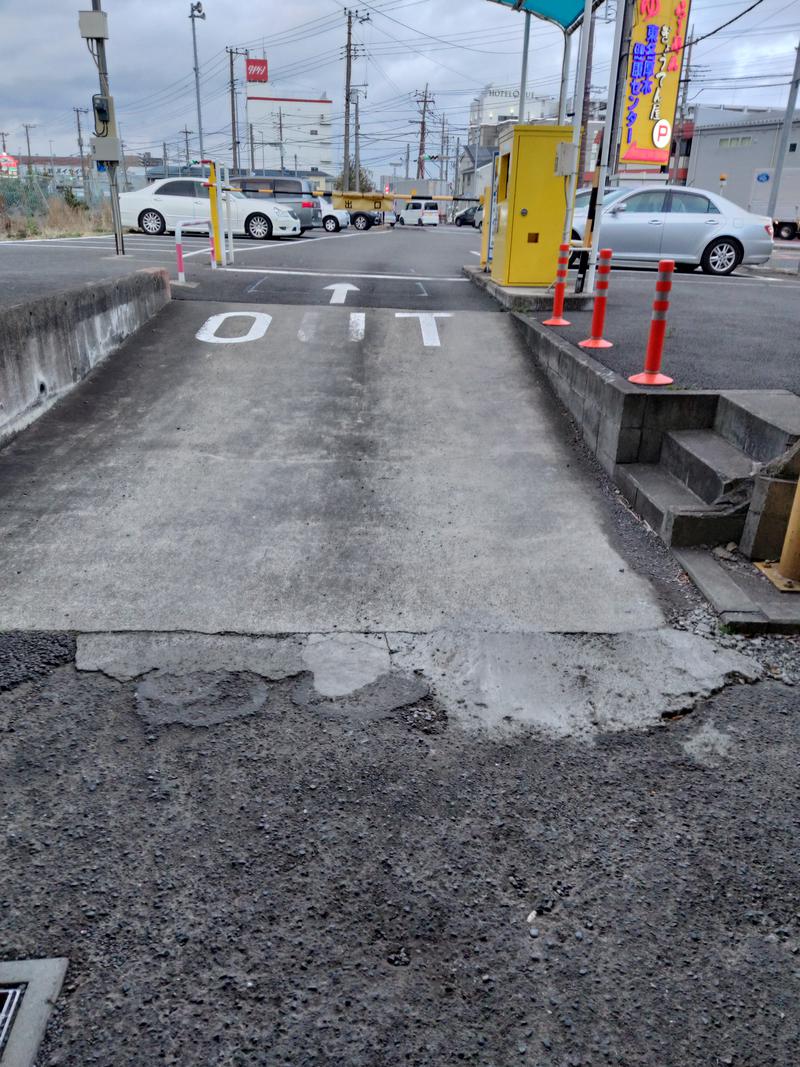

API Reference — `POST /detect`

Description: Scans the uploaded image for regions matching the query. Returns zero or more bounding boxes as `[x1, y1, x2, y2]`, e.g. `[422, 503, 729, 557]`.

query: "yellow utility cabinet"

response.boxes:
[490, 124, 573, 288]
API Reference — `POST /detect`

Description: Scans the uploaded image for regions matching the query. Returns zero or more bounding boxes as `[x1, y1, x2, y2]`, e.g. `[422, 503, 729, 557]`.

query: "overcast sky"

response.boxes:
[0, 0, 796, 173]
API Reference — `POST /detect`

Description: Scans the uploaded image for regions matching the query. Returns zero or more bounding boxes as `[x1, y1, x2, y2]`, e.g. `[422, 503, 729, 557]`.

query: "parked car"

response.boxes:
[348, 209, 384, 231]
[317, 196, 350, 233]
[474, 204, 484, 230]
[398, 201, 439, 226]
[454, 205, 477, 227]
[229, 175, 321, 233]
[570, 184, 772, 275]
[119, 178, 301, 239]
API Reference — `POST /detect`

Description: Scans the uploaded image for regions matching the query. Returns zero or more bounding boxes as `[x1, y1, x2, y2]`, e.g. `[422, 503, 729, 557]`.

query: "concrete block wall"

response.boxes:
[0, 269, 170, 445]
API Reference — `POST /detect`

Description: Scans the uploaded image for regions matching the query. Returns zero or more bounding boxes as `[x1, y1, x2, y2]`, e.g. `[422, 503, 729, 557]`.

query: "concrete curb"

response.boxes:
[0, 268, 171, 446]
[463, 263, 593, 312]
[509, 313, 800, 633]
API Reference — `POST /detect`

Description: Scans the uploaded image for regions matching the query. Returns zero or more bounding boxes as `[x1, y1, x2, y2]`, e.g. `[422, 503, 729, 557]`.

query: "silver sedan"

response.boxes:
[571, 185, 773, 276]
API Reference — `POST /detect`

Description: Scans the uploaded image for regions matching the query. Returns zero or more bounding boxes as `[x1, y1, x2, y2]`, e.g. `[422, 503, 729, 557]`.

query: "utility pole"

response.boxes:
[354, 89, 362, 192]
[767, 40, 800, 220]
[454, 135, 460, 194]
[182, 126, 193, 167]
[189, 2, 206, 164]
[294, 153, 298, 176]
[415, 84, 432, 180]
[249, 123, 255, 172]
[277, 107, 285, 174]
[227, 46, 248, 171]
[118, 125, 129, 189]
[440, 115, 446, 185]
[163, 140, 169, 177]
[342, 8, 369, 192]
[0, 132, 7, 153]
[577, 7, 596, 183]
[670, 28, 693, 184]
[22, 123, 36, 178]
[404, 141, 410, 179]
[73, 108, 89, 200]
[80, 1, 125, 253]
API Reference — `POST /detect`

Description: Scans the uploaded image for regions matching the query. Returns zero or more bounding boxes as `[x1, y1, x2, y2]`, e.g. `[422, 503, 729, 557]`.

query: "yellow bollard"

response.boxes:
[207, 161, 224, 267]
[755, 477, 800, 591]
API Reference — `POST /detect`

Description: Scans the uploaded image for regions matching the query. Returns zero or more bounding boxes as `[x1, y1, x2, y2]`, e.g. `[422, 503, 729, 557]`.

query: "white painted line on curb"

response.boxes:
[297, 310, 320, 343]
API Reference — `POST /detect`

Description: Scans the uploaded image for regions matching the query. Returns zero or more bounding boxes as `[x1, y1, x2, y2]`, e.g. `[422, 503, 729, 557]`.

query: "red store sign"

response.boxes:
[246, 58, 268, 83]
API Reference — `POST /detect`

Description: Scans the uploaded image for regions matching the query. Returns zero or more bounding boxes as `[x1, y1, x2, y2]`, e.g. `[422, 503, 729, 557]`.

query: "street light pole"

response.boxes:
[518, 12, 531, 123]
[189, 2, 206, 163]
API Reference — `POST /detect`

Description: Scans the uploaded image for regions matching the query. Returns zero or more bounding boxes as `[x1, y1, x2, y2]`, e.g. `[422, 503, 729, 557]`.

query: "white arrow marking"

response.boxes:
[324, 282, 360, 305]
[395, 312, 452, 348]
[349, 312, 365, 342]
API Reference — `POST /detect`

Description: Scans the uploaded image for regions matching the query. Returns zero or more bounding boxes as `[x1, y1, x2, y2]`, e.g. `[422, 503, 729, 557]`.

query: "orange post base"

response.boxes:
[628, 371, 673, 386]
[543, 314, 571, 326]
[579, 337, 613, 349]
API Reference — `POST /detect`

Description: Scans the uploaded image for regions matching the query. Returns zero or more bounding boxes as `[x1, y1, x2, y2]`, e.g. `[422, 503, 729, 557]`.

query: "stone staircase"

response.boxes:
[615, 392, 800, 548]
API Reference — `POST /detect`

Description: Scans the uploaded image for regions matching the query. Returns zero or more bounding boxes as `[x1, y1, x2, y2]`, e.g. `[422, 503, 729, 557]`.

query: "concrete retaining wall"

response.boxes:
[511, 312, 719, 475]
[0, 269, 170, 445]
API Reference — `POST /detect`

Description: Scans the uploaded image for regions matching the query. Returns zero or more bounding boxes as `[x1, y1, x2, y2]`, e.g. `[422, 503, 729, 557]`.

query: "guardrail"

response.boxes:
[175, 218, 215, 284]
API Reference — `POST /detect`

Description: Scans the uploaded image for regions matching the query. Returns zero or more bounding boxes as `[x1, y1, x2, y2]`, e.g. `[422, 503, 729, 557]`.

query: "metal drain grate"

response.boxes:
[0, 984, 26, 1055]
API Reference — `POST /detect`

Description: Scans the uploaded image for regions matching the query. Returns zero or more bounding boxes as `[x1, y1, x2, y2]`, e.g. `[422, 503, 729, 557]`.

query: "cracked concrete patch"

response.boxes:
[134, 670, 271, 727]
[387, 628, 762, 737]
[301, 633, 390, 697]
[76, 632, 305, 681]
[292, 671, 429, 721]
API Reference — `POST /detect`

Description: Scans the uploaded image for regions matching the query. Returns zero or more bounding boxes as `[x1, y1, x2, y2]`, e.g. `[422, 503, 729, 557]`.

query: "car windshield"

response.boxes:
[575, 187, 628, 211]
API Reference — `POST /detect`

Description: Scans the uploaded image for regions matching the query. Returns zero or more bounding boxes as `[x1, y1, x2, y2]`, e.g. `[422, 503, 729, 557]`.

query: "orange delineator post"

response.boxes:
[543, 243, 571, 326]
[629, 259, 675, 386]
[579, 248, 613, 349]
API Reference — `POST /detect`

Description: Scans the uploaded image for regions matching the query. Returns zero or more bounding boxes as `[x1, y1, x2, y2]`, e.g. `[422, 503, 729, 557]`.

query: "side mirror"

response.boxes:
[609, 202, 626, 215]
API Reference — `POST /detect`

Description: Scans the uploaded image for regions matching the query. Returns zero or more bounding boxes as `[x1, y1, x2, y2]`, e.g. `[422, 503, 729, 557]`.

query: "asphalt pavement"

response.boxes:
[1, 222, 799, 1066]
[548, 260, 800, 393]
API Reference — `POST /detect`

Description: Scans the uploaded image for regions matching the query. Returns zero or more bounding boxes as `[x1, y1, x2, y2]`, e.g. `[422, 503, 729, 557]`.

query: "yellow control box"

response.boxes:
[490, 124, 573, 288]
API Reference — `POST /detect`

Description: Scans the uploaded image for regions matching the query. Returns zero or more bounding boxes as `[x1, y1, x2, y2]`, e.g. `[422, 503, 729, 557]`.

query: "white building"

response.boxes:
[468, 85, 558, 132]
[245, 92, 334, 175]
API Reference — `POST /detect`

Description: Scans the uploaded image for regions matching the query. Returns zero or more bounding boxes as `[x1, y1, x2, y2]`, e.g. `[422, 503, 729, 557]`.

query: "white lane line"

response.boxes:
[228, 228, 394, 256]
[468, 250, 481, 256]
[221, 267, 468, 282]
[349, 312, 365, 341]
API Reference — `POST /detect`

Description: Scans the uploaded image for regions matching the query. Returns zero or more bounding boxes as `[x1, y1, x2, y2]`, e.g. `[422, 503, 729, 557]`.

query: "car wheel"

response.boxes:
[398, 217, 405, 226]
[352, 213, 371, 231]
[701, 237, 741, 276]
[323, 216, 339, 233]
[675, 263, 697, 273]
[776, 221, 797, 240]
[246, 213, 273, 240]
[455, 218, 463, 227]
[139, 209, 166, 235]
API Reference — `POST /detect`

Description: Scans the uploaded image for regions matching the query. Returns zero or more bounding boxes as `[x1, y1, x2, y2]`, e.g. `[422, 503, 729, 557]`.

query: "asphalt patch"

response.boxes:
[0, 630, 75, 692]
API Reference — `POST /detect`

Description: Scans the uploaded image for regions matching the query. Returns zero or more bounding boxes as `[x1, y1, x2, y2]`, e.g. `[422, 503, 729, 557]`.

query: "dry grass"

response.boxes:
[0, 197, 113, 240]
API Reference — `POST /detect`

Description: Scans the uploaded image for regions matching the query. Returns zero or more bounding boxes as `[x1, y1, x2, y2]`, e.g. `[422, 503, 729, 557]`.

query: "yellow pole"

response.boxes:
[778, 478, 800, 581]
[207, 161, 223, 267]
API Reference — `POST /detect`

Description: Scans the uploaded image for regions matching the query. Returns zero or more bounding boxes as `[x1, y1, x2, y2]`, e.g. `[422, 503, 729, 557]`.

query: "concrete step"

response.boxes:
[715, 391, 800, 463]
[616, 463, 747, 548]
[660, 429, 756, 504]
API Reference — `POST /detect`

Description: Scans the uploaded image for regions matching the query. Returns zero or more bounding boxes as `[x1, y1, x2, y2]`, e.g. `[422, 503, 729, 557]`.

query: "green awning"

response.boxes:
[485, 0, 597, 34]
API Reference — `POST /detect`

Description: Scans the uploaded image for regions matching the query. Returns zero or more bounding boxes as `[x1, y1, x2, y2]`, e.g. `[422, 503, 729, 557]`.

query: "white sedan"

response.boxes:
[317, 196, 350, 233]
[119, 177, 301, 239]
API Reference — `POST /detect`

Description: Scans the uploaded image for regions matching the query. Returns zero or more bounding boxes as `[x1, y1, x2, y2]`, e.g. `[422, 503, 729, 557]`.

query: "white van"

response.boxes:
[398, 200, 439, 226]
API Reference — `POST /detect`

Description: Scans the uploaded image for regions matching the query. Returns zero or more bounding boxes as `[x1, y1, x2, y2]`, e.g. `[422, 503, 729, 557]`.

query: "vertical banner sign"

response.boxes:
[246, 59, 269, 83]
[620, 0, 690, 166]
